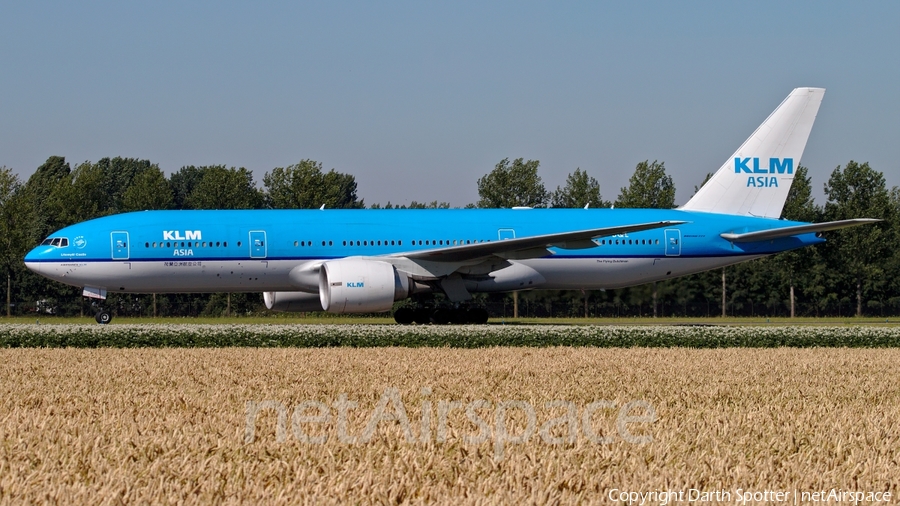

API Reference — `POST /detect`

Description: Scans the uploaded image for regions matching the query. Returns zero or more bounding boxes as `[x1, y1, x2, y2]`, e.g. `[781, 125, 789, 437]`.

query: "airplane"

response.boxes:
[24, 87, 878, 324]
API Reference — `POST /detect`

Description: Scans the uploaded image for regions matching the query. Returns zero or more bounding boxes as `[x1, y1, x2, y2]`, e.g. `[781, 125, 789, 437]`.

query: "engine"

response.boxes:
[263, 291, 324, 312]
[319, 259, 411, 313]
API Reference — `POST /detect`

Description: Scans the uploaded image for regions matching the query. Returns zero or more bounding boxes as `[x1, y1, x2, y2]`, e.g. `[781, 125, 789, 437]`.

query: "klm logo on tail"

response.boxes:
[735, 158, 793, 188]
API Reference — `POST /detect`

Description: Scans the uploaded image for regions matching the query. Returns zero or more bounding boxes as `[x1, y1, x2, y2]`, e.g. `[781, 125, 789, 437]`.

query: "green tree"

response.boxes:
[263, 160, 363, 209]
[371, 200, 450, 209]
[885, 188, 900, 314]
[823, 161, 894, 316]
[169, 166, 206, 209]
[0, 168, 33, 316]
[550, 168, 609, 208]
[93, 157, 160, 213]
[614, 160, 676, 316]
[122, 166, 173, 211]
[774, 165, 821, 316]
[692, 172, 713, 197]
[182, 166, 263, 210]
[53, 161, 109, 224]
[22, 156, 71, 242]
[20, 157, 84, 314]
[477, 158, 547, 208]
[615, 160, 675, 209]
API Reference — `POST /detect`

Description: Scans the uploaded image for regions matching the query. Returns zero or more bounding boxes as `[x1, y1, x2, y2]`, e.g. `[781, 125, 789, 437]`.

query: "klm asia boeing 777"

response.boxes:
[25, 88, 876, 323]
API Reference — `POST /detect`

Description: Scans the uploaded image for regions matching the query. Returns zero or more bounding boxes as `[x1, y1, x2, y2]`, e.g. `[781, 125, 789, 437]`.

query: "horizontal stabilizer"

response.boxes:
[720, 219, 881, 243]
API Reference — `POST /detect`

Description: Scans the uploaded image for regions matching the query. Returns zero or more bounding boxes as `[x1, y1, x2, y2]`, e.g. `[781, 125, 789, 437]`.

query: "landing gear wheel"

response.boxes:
[413, 308, 432, 325]
[95, 311, 112, 324]
[466, 308, 489, 324]
[393, 307, 414, 325]
[431, 309, 450, 325]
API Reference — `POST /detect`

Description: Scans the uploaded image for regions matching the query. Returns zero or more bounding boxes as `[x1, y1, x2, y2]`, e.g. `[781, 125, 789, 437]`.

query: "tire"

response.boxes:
[450, 309, 469, 324]
[466, 308, 489, 324]
[393, 307, 414, 325]
[412, 308, 432, 325]
[95, 311, 112, 325]
[430, 309, 450, 325]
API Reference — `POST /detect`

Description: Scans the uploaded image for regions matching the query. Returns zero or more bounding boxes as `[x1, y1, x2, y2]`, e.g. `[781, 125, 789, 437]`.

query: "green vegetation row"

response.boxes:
[3, 324, 900, 348]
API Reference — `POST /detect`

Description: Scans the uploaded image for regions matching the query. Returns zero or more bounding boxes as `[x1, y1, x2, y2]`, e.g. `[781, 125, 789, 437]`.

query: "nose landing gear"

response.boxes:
[94, 310, 113, 324]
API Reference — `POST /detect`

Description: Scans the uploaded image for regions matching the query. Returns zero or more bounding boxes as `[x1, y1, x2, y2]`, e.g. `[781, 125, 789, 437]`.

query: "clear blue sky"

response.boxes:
[2, 1, 898, 207]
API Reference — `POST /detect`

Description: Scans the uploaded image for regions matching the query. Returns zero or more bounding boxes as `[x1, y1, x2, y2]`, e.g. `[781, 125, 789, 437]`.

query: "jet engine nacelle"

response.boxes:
[264, 291, 325, 312]
[319, 259, 411, 313]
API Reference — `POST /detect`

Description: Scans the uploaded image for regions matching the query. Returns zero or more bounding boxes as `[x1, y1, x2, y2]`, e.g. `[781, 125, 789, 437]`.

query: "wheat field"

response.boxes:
[2, 348, 898, 504]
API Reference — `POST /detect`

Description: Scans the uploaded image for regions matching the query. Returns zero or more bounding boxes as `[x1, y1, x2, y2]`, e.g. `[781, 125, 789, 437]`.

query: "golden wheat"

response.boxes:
[1, 348, 898, 504]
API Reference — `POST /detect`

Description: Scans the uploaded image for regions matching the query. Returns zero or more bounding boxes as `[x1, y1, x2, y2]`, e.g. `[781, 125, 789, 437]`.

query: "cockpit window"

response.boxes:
[40, 237, 69, 247]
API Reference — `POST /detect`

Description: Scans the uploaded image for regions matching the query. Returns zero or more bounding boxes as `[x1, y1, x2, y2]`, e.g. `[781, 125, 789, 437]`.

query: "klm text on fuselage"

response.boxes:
[734, 157, 793, 188]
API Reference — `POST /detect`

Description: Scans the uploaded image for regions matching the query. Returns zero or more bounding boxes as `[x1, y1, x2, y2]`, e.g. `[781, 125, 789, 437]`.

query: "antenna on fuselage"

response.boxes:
[319, 204, 325, 210]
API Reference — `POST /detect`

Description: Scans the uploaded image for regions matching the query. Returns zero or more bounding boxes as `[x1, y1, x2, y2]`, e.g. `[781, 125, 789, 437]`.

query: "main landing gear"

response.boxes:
[393, 305, 489, 325]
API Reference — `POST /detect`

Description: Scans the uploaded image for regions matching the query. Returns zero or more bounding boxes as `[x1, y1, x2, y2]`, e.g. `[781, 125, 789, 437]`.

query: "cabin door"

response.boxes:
[111, 231, 130, 260]
[249, 231, 267, 259]
[664, 229, 681, 257]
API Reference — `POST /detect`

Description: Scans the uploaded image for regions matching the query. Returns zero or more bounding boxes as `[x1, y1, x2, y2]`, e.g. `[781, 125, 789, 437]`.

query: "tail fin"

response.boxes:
[680, 87, 825, 218]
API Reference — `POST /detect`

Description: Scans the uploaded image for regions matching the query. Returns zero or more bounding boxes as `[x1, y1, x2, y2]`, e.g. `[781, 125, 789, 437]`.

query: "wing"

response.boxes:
[720, 218, 880, 243]
[391, 220, 688, 263]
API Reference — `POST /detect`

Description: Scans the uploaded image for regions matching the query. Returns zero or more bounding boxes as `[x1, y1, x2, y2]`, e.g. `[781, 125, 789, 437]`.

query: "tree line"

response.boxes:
[1, 155, 897, 318]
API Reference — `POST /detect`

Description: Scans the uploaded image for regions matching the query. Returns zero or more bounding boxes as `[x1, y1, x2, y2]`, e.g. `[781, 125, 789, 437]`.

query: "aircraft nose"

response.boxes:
[24, 247, 45, 274]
